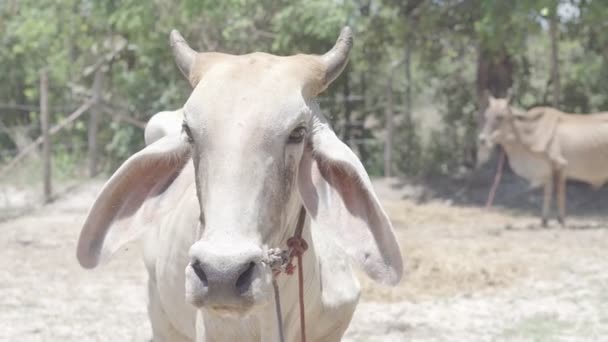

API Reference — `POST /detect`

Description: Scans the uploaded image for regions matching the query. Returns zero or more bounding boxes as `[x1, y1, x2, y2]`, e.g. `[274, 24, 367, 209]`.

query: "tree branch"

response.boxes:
[0, 99, 95, 177]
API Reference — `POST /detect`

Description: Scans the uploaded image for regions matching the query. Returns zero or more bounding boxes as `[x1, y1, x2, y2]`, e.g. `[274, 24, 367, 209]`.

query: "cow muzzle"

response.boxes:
[185, 240, 272, 313]
[478, 133, 495, 149]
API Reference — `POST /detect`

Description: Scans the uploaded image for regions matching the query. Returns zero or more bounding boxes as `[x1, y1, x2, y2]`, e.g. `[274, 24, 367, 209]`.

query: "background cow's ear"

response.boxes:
[486, 90, 496, 105]
[76, 135, 191, 269]
[297, 117, 403, 285]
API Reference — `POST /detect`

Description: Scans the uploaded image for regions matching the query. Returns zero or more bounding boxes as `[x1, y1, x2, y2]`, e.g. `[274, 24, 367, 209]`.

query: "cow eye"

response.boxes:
[288, 126, 307, 144]
[182, 122, 194, 143]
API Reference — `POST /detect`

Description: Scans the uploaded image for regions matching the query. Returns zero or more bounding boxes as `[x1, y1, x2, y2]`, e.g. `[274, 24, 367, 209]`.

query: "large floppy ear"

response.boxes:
[297, 116, 403, 285]
[144, 109, 184, 146]
[76, 135, 191, 268]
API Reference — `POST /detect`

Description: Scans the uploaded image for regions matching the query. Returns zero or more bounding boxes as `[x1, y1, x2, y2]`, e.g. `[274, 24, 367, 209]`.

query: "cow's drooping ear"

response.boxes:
[297, 116, 403, 285]
[144, 109, 184, 146]
[76, 135, 191, 268]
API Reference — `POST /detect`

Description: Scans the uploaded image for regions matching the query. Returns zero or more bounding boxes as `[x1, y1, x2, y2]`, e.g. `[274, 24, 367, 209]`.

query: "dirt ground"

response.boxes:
[2, 176, 608, 341]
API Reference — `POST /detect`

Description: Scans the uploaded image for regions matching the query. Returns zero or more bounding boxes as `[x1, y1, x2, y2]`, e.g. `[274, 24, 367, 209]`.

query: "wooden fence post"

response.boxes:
[0, 100, 94, 177]
[88, 68, 103, 177]
[40, 69, 52, 202]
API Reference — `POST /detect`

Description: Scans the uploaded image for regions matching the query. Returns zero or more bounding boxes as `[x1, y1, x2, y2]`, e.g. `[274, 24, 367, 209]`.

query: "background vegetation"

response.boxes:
[2, 0, 608, 181]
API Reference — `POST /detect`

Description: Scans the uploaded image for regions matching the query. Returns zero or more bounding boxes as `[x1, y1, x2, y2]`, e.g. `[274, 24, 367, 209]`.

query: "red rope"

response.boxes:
[271, 208, 308, 342]
[486, 149, 505, 208]
[287, 237, 308, 342]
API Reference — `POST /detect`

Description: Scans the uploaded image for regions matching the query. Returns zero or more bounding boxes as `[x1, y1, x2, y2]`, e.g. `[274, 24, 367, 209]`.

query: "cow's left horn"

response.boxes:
[170, 29, 196, 80]
[320, 26, 353, 86]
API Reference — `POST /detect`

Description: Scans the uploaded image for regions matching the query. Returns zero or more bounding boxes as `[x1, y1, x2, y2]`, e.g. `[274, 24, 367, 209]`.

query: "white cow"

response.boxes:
[76, 27, 403, 341]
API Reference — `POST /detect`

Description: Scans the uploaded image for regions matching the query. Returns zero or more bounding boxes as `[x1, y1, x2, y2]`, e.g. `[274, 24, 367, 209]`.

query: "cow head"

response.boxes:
[76, 27, 403, 316]
[478, 91, 516, 148]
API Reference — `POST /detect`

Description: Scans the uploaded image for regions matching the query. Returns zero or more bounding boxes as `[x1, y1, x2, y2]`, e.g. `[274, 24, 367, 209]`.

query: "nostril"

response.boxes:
[191, 260, 208, 286]
[236, 262, 256, 295]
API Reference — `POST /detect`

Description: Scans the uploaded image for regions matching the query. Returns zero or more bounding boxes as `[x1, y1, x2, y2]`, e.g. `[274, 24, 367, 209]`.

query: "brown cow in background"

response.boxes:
[479, 94, 608, 226]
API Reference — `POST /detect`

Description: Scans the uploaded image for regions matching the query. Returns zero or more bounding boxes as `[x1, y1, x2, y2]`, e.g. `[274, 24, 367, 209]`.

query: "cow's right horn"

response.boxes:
[170, 29, 196, 81]
[320, 26, 353, 88]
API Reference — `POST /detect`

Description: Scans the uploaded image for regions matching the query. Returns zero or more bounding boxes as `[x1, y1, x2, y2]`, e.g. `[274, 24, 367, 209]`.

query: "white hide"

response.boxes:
[76, 27, 403, 342]
[145, 109, 184, 145]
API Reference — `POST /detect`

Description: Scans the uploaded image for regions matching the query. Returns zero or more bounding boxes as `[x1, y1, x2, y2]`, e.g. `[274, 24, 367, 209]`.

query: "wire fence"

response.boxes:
[0, 68, 144, 207]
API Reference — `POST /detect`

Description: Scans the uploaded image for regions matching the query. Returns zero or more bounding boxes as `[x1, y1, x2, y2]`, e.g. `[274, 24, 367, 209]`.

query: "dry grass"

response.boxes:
[3, 178, 608, 341]
[359, 194, 606, 302]
[359, 200, 525, 301]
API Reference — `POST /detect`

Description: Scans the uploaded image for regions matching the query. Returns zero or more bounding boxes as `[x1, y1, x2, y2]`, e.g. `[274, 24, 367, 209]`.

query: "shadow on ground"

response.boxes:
[382, 153, 608, 221]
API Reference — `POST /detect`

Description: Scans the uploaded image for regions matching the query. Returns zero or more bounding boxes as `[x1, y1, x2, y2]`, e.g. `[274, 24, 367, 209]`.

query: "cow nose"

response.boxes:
[190, 258, 256, 294]
[186, 240, 263, 305]
[190, 259, 208, 286]
[236, 261, 256, 294]
[478, 134, 492, 148]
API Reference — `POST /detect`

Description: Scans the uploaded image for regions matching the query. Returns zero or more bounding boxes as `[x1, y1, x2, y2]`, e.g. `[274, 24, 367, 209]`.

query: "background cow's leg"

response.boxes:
[541, 175, 553, 227]
[148, 279, 192, 342]
[556, 168, 566, 226]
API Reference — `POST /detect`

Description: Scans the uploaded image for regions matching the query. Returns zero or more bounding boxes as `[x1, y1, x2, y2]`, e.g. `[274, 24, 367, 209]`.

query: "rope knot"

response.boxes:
[263, 248, 287, 276]
[287, 237, 308, 256]
[284, 237, 308, 275]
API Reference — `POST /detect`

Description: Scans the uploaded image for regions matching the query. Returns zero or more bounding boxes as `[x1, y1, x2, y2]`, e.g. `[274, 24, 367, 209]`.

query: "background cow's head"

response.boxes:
[76, 27, 403, 315]
[478, 91, 515, 149]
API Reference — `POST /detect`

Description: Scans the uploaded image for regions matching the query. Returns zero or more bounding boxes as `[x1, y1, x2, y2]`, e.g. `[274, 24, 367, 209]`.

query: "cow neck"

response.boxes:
[506, 106, 525, 145]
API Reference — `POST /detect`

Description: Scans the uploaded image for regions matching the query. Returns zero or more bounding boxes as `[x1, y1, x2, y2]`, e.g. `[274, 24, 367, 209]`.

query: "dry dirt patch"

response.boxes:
[2, 179, 608, 341]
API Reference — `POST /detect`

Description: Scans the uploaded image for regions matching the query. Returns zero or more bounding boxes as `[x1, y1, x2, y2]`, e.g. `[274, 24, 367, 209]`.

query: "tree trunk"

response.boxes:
[342, 67, 352, 145]
[40, 69, 52, 203]
[403, 33, 413, 164]
[384, 72, 394, 178]
[88, 68, 104, 177]
[475, 45, 514, 166]
[358, 71, 369, 165]
[475, 46, 514, 110]
[403, 35, 412, 126]
[549, 5, 561, 107]
[384, 58, 406, 178]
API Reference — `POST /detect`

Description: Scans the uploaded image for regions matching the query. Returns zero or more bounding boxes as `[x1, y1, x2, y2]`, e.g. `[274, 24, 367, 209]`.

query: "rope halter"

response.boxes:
[262, 207, 308, 342]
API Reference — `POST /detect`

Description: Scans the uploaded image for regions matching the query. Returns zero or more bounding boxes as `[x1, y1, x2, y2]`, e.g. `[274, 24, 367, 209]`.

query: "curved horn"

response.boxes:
[320, 26, 353, 87]
[169, 29, 196, 80]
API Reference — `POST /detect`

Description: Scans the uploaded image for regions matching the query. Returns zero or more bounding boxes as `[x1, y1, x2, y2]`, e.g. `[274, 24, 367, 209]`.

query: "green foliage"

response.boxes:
[2, 0, 608, 180]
